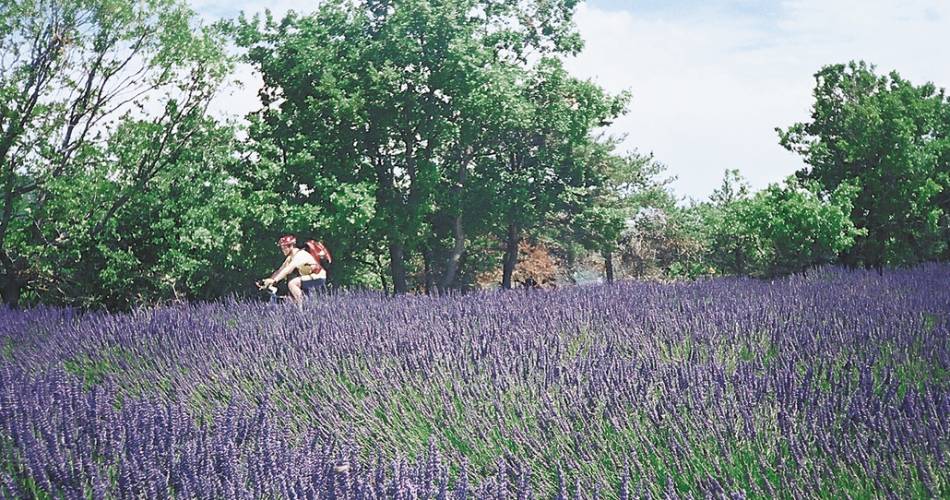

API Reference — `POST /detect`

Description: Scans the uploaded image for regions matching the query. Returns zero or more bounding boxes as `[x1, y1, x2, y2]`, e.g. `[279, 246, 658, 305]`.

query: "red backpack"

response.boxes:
[305, 240, 332, 272]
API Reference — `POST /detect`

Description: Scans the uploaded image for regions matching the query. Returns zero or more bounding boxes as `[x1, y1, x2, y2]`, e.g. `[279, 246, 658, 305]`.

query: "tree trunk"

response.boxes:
[1, 274, 20, 308]
[389, 242, 408, 294]
[501, 222, 519, 289]
[440, 152, 472, 291]
[733, 242, 745, 276]
[441, 213, 465, 291]
[0, 249, 21, 307]
[373, 153, 409, 295]
[565, 246, 576, 284]
[376, 253, 390, 296]
[604, 250, 615, 283]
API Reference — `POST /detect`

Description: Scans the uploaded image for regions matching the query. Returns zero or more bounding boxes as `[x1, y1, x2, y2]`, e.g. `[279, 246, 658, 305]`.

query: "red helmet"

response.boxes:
[277, 235, 296, 247]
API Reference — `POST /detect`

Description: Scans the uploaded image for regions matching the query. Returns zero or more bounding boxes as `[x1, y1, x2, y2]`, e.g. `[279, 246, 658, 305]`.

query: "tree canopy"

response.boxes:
[0, 1, 945, 308]
[779, 61, 950, 269]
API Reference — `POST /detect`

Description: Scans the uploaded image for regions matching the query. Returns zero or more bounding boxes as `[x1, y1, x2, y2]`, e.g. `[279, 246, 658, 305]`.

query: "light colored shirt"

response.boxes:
[273, 248, 323, 281]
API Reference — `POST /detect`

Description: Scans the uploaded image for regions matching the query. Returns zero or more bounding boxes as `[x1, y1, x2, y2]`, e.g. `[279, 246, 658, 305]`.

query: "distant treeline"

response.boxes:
[0, 0, 946, 309]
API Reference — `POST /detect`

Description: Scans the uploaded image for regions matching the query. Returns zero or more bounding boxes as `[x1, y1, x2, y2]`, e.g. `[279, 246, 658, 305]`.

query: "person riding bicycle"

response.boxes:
[260, 235, 329, 306]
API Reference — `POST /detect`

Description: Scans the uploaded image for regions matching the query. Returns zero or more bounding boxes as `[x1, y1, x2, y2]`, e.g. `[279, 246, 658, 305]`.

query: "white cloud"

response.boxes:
[190, 0, 310, 23]
[207, 62, 264, 127]
[198, 0, 320, 124]
[566, 0, 950, 200]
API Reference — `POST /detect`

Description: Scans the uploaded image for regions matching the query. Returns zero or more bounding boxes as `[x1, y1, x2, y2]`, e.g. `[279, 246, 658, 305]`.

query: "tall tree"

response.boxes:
[33, 118, 248, 309]
[748, 177, 864, 276]
[0, 0, 231, 306]
[560, 142, 668, 283]
[483, 57, 624, 289]
[778, 61, 950, 269]
[234, 0, 599, 294]
[426, 51, 523, 292]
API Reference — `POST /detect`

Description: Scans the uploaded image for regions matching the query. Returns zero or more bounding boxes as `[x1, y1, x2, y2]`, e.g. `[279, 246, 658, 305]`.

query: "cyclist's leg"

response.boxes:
[288, 277, 304, 305]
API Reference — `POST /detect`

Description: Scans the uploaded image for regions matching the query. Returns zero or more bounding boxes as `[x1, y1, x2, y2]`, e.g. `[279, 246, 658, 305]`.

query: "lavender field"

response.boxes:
[1, 265, 948, 498]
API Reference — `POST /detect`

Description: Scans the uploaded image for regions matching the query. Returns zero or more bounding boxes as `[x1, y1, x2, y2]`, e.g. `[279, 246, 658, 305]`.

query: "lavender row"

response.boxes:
[0, 368, 668, 499]
[1, 264, 948, 496]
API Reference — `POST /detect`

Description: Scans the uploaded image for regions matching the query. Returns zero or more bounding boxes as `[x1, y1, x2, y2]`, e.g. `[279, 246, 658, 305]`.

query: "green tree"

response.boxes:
[233, 0, 605, 294]
[699, 170, 863, 277]
[487, 57, 625, 289]
[33, 118, 248, 309]
[557, 142, 668, 283]
[701, 169, 757, 275]
[0, 0, 231, 306]
[747, 176, 864, 276]
[778, 61, 950, 268]
[618, 189, 708, 280]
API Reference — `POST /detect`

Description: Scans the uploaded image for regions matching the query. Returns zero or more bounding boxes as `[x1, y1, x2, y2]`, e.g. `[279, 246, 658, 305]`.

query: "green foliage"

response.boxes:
[750, 177, 864, 276]
[778, 61, 950, 268]
[700, 171, 864, 277]
[0, 0, 634, 306]
[4, 2, 943, 308]
[556, 143, 672, 281]
[699, 170, 761, 276]
[232, 0, 622, 293]
[0, 0, 234, 307]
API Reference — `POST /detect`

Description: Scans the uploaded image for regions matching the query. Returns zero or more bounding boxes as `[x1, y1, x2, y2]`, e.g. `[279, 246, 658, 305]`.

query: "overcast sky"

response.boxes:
[194, 0, 950, 201]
